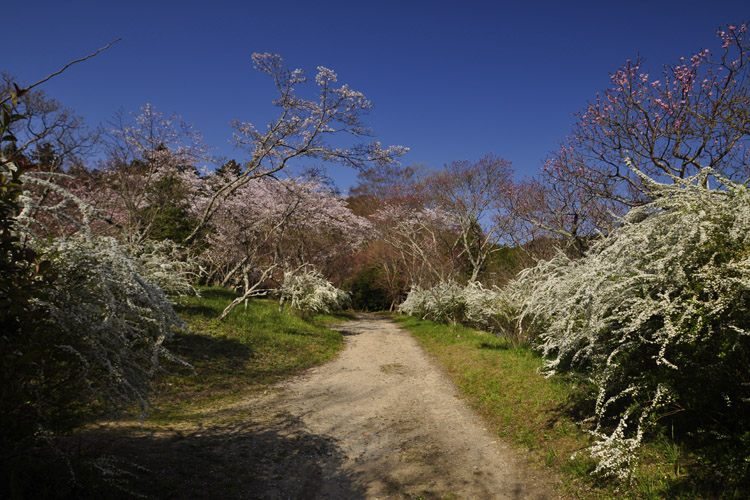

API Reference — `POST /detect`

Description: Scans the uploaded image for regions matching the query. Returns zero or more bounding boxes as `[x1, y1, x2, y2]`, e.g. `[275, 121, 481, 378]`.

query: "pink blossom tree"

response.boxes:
[545, 23, 750, 233]
[195, 173, 369, 319]
[98, 104, 209, 246]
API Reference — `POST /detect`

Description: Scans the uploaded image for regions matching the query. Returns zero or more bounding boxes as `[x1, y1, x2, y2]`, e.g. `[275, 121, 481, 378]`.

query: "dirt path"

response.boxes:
[238, 313, 560, 499]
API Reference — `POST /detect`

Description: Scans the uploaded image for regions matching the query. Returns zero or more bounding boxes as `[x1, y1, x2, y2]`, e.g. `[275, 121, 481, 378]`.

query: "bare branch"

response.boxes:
[1, 39, 121, 106]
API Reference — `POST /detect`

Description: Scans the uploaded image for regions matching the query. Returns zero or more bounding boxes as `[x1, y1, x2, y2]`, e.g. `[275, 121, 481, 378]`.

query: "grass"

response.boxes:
[392, 314, 732, 500]
[148, 286, 348, 422]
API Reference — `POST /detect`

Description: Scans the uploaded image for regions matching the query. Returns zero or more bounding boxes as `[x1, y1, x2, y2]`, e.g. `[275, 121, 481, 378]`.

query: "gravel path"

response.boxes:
[242, 313, 560, 499]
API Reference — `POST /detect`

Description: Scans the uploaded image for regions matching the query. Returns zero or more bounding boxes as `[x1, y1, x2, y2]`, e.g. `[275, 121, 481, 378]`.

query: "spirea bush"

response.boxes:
[32, 236, 189, 416]
[399, 281, 522, 339]
[132, 238, 197, 297]
[515, 169, 750, 479]
[399, 280, 465, 324]
[281, 268, 350, 314]
[2, 90, 190, 496]
[3, 165, 188, 490]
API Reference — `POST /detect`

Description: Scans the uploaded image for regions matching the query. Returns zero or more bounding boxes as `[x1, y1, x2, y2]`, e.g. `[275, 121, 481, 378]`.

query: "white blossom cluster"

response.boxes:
[399, 280, 520, 335]
[32, 236, 189, 415]
[514, 168, 750, 477]
[280, 267, 350, 314]
[12, 160, 191, 418]
[131, 238, 197, 297]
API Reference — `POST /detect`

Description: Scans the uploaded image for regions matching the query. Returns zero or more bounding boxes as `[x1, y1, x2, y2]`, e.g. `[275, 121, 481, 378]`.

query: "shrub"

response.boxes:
[515, 168, 750, 480]
[280, 267, 350, 314]
[399, 280, 465, 324]
[2, 106, 190, 495]
[132, 238, 197, 297]
[399, 280, 523, 340]
[343, 266, 391, 311]
[34, 236, 189, 415]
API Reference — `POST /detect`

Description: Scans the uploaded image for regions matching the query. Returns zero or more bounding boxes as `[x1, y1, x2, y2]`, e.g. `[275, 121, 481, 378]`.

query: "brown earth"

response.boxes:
[91, 313, 562, 499]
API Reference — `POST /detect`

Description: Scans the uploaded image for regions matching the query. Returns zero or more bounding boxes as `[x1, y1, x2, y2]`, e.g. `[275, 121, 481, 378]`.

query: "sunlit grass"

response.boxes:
[148, 287, 346, 422]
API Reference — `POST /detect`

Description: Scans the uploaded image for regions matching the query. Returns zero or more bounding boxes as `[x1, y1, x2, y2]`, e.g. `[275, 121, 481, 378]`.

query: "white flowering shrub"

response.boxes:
[1, 89, 191, 495]
[3, 155, 190, 451]
[399, 281, 523, 339]
[131, 238, 197, 297]
[280, 268, 350, 314]
[463, 281, 524, 339]
[399, 280, 466, 324]
[33, 236, 189, 415]
[515, 169, 750, 479]
[398, 284, 428, 317]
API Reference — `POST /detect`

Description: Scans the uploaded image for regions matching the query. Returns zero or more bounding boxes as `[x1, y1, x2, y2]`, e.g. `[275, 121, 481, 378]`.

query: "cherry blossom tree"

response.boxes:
[99, 104, 209, 246]
[195, 173, 369, 320]
[185, 53, 407, 243]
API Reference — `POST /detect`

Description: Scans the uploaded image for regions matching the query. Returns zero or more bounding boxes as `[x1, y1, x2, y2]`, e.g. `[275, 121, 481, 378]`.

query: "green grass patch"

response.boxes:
[393, 314, 729, 499]
[149, 287, 345, 423]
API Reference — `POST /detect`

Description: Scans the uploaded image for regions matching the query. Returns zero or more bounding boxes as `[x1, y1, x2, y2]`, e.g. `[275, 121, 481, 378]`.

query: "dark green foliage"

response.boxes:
[481, 244, 528, 284]
[1, 102, 65, 498]
[139, 168, 198, 244]
[343, 266, 391, 311]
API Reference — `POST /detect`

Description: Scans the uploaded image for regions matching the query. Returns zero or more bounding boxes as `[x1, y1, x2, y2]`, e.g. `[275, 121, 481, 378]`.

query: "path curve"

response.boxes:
[243, 313, 559, 499]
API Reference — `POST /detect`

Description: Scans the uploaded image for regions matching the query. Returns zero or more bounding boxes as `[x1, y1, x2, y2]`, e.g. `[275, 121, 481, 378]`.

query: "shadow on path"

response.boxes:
[75, 410, 366, 499]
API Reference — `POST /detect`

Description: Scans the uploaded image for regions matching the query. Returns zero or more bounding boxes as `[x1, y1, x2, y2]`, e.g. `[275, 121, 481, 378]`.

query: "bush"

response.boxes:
[35, 236, 188, 415]
[280, 267, 350, 314]
[399, 280, 465, 324]
[132, 238, 197, 297]
[399, 280, 523, 340]
[515, 168, 750, 480]
[2, 101, 189, 495]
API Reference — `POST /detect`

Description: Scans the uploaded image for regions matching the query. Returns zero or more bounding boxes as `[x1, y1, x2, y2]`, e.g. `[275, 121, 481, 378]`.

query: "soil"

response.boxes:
[90, 313, 562, 499]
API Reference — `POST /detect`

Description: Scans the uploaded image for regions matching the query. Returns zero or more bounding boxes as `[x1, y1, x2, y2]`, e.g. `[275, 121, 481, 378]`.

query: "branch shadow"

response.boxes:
[478, 341, 511, 351]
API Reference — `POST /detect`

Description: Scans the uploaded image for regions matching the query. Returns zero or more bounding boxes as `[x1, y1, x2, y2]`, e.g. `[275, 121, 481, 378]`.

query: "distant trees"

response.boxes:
[425, 154, 514, 283]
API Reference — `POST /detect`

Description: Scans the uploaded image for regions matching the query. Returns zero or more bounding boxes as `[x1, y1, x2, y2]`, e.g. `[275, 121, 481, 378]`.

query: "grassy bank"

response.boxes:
[393, 315, 728, 500]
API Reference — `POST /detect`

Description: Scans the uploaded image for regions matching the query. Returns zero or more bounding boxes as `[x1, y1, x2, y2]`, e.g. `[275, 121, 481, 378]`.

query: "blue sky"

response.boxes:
[5, 0, 748, 192]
